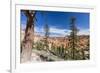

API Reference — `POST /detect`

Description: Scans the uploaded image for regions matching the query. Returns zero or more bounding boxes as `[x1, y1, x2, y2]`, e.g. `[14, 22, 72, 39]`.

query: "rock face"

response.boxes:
[21, 49, 65, 63]
[21, 30, 89, 51]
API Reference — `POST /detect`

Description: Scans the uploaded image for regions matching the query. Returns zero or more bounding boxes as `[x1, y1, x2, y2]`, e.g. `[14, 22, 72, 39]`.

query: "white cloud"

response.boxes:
[21, 25, 89, 37]
[77, 29, 89, 35]
[34, 26, 70, 37]
[34, 26, 44, 36]
[49, 27, 70, 37]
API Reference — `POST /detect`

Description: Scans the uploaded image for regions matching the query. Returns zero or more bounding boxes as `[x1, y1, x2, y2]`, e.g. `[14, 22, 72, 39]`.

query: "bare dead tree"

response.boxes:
[21, 10, 36, 63]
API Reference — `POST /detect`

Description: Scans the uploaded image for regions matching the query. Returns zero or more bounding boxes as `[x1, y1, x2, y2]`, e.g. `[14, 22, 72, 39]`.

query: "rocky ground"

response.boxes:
[23, 49, 64, 63]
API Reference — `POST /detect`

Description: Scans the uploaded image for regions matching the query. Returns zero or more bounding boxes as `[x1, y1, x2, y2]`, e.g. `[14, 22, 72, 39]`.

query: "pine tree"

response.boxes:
[69, 17, 78, 60]
[44, 23, 49, 51]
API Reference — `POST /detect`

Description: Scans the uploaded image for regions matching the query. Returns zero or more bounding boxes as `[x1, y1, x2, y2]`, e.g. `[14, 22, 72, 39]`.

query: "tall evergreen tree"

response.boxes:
[69, 17, 78, 60]
[42, 12, 50, 51]
[44, 23, 49, 51]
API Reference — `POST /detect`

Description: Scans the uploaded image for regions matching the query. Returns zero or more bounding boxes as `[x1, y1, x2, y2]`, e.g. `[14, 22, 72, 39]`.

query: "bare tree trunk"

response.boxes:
[21, 10, 35, 63]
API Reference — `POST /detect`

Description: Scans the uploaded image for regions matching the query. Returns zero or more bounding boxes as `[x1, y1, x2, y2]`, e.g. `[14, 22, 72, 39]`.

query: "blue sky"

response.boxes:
[21, 10, 90, 37]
